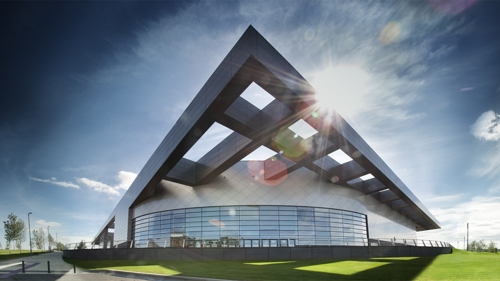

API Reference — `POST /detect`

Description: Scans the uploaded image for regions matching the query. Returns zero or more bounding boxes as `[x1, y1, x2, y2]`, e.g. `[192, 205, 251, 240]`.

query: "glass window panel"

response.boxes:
[244, 240, 252, 247]
[172, 209, 185, 214]
[260, 220, 278, 225]
[298, 220, 314, 226]
[186, 222, 201, 228]
[260, 215, 279, 220]
[298, 216, 314, 222]
[262, 240, 269, 247]
[240, 216, 259, 221]
[237, 220, 256, 226]
[316, 239, 330, 245]
[220, 214, 239, 220]
[220, 220, 239, 226]
[240, 211, 259, 216]
[260, 210, 278, 216]
[279, 225, 297, 230]
[240, 225, 258, 231]
[280, 230, 298, 236]
[298, 230, 315, 236]
[186, 226, 202, 232]
[186, 213, 201, 218]
[186, 216, 201, 222]
[223, 225, 239, 231]
[260, 225, 279, 230]
[202, 211, 219, 217]
[186, 208, 201, 213]
[315, 231, 330, 237]
[220, 230, 239, 237]
[240, 230, 259, 236]
[315, 226, 330, 232]
[252, 240, 260, 247]
[315, 216, 330, 222]
[315, 221, 329, 227]
[279, 220, 297, 226]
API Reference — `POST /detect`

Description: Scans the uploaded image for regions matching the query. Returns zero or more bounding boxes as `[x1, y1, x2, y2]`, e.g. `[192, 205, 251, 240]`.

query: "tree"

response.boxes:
[48, 233, 54, 251]
[15, 227, 26, 253]
[488, 240, 497, 253]
[55, 242, 65, 251]
[469, 240, 488, 252]
[32, 228, 45, 250]
[3, 213, 26, 254]
[76, 240, 86, 250]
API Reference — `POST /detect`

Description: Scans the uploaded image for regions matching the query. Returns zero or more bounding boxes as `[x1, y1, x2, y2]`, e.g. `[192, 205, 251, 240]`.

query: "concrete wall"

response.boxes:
[64, 246, 452, 261]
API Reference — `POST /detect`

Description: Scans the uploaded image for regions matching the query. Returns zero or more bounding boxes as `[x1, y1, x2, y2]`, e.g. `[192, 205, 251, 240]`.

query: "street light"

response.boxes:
[28, 212, 32, 255]
[47, 226, 50, 252]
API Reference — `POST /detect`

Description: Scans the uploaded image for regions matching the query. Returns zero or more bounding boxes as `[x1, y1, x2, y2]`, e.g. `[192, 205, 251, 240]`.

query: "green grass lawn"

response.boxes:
[64, 249, 500, 281]
[0, 250, 47, 261]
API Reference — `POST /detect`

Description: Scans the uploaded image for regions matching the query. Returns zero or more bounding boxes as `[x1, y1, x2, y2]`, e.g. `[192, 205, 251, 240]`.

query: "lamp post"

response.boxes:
[47, 226, 50, 252]
[467, 223, 469, 251]
[56, 233, 58, 251]
[28, 212, 32, 255]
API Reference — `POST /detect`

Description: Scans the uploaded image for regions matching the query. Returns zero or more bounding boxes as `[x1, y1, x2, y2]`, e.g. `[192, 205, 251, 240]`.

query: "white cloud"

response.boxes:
[115, 171, 137, 190]
[418, 196, 500, 246]
[76, 177, 119, 196]
[29, 177, 80, 189]
[35, 219, 61, 229]
[76, 171, 137, 196]
[470, 110, 500, 142]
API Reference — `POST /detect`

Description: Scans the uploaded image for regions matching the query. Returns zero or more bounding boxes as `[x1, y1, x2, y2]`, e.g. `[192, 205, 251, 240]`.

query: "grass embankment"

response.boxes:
[65, 249, 500, 281]
[0, 250, 47, 261]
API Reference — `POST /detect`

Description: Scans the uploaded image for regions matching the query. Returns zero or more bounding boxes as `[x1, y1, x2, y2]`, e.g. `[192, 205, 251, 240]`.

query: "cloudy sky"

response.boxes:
[1, 0, 499, 249]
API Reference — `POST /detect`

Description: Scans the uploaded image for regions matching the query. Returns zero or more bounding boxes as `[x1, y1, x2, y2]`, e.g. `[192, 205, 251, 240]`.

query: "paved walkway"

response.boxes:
[0, 252, 232, 281]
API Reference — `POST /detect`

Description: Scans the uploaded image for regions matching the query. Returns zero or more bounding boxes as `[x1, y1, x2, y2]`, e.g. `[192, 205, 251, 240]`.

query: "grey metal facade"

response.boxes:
[93, 25, 440, 246]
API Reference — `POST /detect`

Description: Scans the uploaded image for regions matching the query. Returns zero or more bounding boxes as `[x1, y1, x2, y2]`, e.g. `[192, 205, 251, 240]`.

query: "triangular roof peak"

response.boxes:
[95, 26, 439, 243]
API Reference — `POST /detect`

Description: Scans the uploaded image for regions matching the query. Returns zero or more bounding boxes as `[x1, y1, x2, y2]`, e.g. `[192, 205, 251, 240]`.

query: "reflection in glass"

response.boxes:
[132, 205, 367, 248]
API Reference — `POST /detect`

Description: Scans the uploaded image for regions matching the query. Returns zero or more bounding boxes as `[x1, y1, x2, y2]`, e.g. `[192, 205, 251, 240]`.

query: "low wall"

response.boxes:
[64, 246, 452, 261]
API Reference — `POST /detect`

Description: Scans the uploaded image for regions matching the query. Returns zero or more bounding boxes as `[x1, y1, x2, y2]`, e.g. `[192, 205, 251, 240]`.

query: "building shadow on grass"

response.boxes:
[64, 256, 438, 281]
[235, 257, 437, 281]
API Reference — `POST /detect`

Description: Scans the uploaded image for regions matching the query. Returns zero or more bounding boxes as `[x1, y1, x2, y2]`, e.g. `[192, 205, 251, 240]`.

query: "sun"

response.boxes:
[310, 65, 371, 117]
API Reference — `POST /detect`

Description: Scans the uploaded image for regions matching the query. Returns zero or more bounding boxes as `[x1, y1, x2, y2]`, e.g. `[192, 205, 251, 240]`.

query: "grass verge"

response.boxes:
[64, 249, 500, 281]
[0, 250, 47, 261]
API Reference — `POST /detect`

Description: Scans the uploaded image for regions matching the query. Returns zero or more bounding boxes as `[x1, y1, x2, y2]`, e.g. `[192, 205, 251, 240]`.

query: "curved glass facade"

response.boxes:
[132, 205, 368, 248]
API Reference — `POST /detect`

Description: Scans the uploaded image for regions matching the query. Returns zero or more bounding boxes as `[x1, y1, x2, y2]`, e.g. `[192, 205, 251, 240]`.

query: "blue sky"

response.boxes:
[1, 1, 499, 249]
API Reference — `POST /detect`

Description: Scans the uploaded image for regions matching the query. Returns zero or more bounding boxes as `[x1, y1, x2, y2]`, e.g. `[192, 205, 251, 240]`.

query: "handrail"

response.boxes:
[65, 238, 451, 250]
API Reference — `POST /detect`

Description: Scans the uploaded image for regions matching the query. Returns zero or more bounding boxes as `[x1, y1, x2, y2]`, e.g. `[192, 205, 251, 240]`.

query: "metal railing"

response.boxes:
[66, 238, 450, 250]
[369, 238, 450, 247]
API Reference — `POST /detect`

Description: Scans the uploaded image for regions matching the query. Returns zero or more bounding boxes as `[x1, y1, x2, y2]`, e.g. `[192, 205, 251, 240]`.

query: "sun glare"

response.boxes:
[311, 65, 371, 116]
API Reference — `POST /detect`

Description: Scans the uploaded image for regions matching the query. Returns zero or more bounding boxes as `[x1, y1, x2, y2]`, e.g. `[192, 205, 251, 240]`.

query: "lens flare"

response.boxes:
[311, 65, 371, 115]
[247, 160, 288, 187]
[429, 0, 479, 15]
[379, 22, 401, 45]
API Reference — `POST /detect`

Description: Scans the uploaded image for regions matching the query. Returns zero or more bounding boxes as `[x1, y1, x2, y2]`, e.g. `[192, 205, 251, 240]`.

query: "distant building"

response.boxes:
[93, 26, 440, 250]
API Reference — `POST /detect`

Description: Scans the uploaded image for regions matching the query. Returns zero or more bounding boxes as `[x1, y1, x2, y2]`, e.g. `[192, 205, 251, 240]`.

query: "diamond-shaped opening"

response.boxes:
[328, 149, 353, 164]
[288, 119, 318, 139]
[183, 122, 234, 161]
[240, 82, 275, 110]
[242, 146, 277, 161]
[359, 173, 374, 181]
